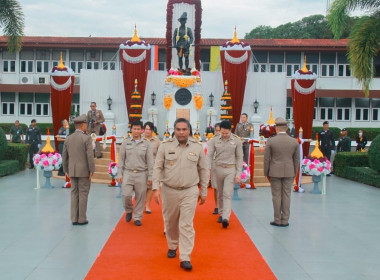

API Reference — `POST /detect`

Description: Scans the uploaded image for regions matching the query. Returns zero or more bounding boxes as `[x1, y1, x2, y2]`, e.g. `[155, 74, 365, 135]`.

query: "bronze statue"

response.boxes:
[173, 12, 194, 71]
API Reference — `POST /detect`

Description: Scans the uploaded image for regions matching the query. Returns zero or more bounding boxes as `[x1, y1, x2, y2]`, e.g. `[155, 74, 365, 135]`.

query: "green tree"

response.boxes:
[328, 0, 380, 97]
[0, 0, 24, 52]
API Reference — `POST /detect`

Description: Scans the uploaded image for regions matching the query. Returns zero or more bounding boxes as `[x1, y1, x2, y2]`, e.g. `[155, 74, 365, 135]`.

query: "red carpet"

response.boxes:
[86, 191, 276, 280]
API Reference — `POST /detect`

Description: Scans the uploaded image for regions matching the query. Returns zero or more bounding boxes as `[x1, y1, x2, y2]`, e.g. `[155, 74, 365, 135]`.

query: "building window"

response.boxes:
[102, 61, 116, 70]
[20, 60, 34, 73]
[269, 64, 283, 72]
[372, 108, 379, 121]
[320, 108, 333, 120]
[3, 60, 16, 72]
[158, 62, 166, 71]
[36, 61, 50, 73]
[355, 108, 369, 121]
[306, 64, 318, 75]
[86, 61, 99, 70]
[70, 61, 84, 73]
[71, 93, 80, 117]
[338, 64, 351, 77]
[2, 102, 15, 115]
[35, 103, 49, 116]
[254, 64, 266, 72]
[319, 97, 334, 121]
[52, 61, 59, 67]
[286, 64, 300, 76]
[286, 97, 293, 120]
[19, 103, 33, 116]
[321, 64, 335, 77]
[336, 108, 350, 121]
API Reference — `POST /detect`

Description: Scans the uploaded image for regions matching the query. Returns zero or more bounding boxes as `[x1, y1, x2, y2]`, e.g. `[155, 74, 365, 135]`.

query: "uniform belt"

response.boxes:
[165, 184, 190, 190]
[127, 169, 146, 173]
[217, 164, 236, 168]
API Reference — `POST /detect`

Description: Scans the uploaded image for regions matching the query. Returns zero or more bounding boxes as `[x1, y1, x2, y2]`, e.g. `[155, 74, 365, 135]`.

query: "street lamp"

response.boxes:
[107, 96, 112, 110]
[151, 91, 156, 106]
[209, 92, 214, 107]
[253, 99, 259, 114]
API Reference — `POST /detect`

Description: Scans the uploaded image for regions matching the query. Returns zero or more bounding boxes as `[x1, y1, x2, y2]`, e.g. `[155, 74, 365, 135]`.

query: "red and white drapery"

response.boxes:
[120, 41, 151, 117]
[291, 70, 317, 157]
[220, 43, 251, 128]
[49, 67, 75, 151]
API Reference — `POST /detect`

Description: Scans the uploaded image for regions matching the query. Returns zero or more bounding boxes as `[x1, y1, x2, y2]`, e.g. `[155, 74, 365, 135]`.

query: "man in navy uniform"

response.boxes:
[318, 121, 335, 160]
[26, 119, 41, 169]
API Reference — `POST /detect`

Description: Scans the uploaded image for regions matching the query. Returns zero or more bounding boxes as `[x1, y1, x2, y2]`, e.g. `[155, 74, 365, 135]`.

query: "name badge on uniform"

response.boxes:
[189, 152, 196, 156]
[230, 141, 236, 146]
[126, 143, 132, 145]
[169, 152, 175, 154]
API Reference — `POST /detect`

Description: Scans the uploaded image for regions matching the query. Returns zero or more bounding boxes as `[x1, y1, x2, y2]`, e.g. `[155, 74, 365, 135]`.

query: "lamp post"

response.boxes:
[151, 91, 156, 106]
[209, 92, 214, 107]
[253, 99, 259, 114]
[107, 96, 112, 110]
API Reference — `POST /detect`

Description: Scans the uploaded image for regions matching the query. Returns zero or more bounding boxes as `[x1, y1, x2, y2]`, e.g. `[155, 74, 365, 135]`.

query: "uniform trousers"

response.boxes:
[70, 177, 91, 223]
[270, 177, 293, 225]
[242, 142, 250, 164]
[28, 142, 39, 168]
[320, 146, 332, 161]
[161, 184, 198, 262]
[121, 170, 148, 221]
[215, 166, 235, 221]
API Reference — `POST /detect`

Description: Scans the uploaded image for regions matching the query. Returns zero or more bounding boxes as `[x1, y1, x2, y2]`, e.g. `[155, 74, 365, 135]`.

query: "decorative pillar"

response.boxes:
[250, 113, 262, 139]
[104, 110, 115, 138]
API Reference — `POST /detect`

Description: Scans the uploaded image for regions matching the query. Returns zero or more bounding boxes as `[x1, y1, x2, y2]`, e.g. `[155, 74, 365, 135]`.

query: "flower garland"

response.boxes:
[193, 93, 203, 110]
[33, 153, 62, 171]
[109, 162, 118, 178]
[241, 161, 250, 183]
[301, 157, 331, 176]
[259, 124, 277, 138]
[166, 0, 202, 71]
[164, 94, 173, 110]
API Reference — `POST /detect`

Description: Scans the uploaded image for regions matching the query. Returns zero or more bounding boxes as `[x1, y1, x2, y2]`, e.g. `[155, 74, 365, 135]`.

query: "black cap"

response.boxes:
[341, 128, 347, 132]
[323, 121, 329, 125]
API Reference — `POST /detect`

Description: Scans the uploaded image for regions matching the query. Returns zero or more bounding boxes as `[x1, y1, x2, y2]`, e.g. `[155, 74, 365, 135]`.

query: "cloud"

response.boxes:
[16, 0, 328, 38]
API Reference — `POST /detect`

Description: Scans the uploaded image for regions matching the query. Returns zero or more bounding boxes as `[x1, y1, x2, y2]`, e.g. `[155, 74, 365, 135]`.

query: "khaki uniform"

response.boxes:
[264, 133, 299, 225]
[86, 109, 105, 157]
[62, 130, 95, 224]
[143, 136, 161, 190]
[235, 122, 253, 163]
[117, 138, 154, 222]
[152, 137, 208, 262]
[207, 134, 243, 221]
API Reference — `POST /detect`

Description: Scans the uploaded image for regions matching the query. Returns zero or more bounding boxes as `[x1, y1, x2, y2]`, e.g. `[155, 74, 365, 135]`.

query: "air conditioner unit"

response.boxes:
[74, 76, 80, 85]
[33, 76, 50, 85]
[20, 76, 33, 84]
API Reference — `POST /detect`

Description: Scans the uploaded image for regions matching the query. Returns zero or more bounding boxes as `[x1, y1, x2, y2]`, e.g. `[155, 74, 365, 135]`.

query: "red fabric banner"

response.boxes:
[220, 50, 250, 128]
[291, 79, 316, 157]
[120, 49, 150, 118]
[50, 76, 74, 151]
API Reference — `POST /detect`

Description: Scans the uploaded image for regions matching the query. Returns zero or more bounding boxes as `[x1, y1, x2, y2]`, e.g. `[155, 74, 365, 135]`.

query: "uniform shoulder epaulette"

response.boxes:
[232, 133, 240, 139]
[162, 138, 174, 144]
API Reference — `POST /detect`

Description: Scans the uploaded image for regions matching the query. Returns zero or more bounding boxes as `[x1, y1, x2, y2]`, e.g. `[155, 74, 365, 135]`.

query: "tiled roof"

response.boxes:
[0, 36, 348, 51]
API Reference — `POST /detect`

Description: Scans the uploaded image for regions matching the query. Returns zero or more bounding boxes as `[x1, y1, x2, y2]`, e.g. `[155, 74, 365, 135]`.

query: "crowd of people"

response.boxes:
[5, 107, 372, 272]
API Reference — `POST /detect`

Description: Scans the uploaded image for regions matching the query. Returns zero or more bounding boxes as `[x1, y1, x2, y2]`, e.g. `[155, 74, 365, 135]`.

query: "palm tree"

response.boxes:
[0, 0, 24, 52]
[328, 0, 380, 97]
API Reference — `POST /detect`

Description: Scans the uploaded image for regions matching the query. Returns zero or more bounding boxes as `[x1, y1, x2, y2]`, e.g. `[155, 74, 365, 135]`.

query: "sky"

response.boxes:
[13, 0, 331, 39]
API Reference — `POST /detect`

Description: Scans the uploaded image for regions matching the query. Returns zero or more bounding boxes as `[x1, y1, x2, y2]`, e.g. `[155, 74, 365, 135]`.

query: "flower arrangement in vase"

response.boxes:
[241, 162, 250, 183]
[301, 157, 331, 176]
[108, 162, 118, 178]
[33, 153, 62, 171]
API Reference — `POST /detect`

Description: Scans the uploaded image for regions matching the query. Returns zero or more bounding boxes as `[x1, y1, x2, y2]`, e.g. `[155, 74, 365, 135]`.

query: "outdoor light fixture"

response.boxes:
[253, 99, 259, 114]
[151, 91, 156, 106]
[107, 96, 112, 110]
[209, 92, 214, 107]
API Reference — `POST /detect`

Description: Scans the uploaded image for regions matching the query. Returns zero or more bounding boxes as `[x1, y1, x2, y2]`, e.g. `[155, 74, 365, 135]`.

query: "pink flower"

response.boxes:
[309, 163, 316, 169]
[302, 159, 310, 165]
[313, 159, 320, 164]
[241, 173, 247, 180]
[52, 159, 57, 165]
[40, 154, 46, 159]
[317, 166, 324, 172]
[42, 160, 49, 167]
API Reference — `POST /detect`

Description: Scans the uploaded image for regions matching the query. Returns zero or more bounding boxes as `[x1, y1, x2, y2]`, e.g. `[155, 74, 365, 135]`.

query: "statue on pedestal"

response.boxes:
[173, 12, 194, 71]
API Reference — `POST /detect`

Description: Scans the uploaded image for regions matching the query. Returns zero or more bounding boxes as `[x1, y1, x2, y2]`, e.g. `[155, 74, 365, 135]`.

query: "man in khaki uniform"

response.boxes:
[152, 118, 208, 271]
[86, 102, 105, 158]
[235, 113, 253, 163]
[264, 117, 299, 227]
[207, 120, 243, 228]
[62, 114, 95, 225]
[117, 120, 153, 226]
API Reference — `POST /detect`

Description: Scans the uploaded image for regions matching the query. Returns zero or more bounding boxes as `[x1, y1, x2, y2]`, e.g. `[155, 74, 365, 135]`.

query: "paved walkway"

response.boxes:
[0, 169, 379, 280]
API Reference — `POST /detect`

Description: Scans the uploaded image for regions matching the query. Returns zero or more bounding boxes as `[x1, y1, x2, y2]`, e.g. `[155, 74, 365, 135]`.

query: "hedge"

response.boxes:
[368, 134, 380, 173]
[0, 128, 7, 160]
[0, 160, 19, 177]
[0, 123, 75, 135]
[342, 167, 380, 188]
[4, 143, 30, 171]
[311, 127, 380, 141]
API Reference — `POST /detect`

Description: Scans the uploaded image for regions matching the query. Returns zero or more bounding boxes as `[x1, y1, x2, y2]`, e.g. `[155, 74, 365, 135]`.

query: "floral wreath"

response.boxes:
[33, 153, 62, 171]
[301, 157, 331, 176]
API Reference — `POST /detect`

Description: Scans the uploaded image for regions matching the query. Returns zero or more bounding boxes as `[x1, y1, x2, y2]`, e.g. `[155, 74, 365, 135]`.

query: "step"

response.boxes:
[95, 158, 111, 165]
[92, 171, 111, 180]
[252, 168, 264, 176]
[253, 176, 269, 184]
[95, 164, 109, 172]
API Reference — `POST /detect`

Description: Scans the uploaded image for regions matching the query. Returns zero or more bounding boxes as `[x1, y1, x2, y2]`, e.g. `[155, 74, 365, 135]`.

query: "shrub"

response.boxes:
[311, 127, 380, 141]
[0, 128, 8, 161]
[334, 152, 369, 177]
[344, 167, 380, 188]
[368, 134, 380, 173]
[0, 122, 76, 135]
[0, 160, 19, 177]
[4, 143, 30, 171]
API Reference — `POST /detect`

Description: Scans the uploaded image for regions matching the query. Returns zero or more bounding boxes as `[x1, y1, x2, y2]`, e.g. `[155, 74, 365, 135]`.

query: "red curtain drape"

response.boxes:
[120, 49, 150, 118]
[50, 75, 74, 151]
[220, 50, 250, 128]
[291, 79, 316, 157]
